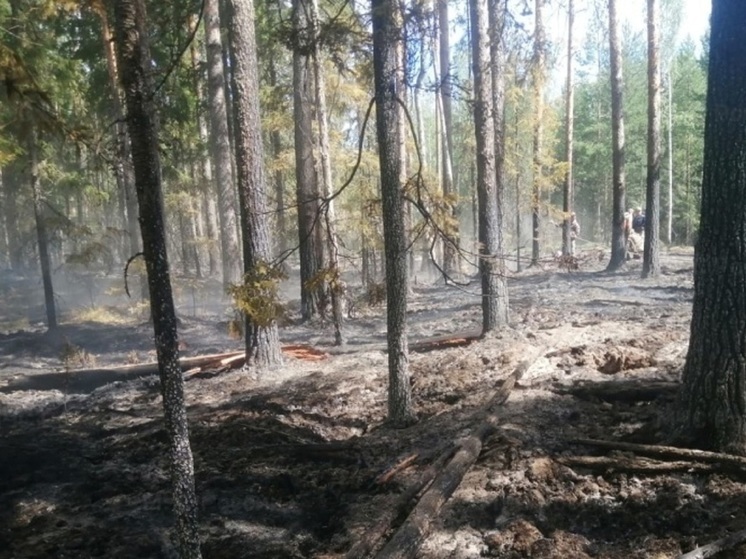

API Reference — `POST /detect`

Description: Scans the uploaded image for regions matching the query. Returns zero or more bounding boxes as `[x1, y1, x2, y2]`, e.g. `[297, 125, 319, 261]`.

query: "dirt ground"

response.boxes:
[2, 247, 743, 559]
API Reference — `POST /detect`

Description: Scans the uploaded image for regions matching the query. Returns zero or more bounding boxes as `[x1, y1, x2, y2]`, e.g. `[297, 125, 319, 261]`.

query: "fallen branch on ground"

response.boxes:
[677, 527, 746, 559]
[571, 438, 746, 472]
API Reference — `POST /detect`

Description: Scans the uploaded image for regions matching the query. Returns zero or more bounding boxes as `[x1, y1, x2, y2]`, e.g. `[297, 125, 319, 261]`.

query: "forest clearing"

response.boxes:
[4, 248, 743, 559]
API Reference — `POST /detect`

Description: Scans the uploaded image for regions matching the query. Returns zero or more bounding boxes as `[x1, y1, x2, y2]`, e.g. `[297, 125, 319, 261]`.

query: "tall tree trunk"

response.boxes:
[437, 0, 458, 274]
[676, 0, 746, 454]
[3, 166, 22, 271]
[205, 0, 242, 288]
[188, 18, 216, 277]
[227, 0, 283, 369]
[606, 0, 628, 270]
[372, 0, 415, 426]
[267, 58, 287, 256]
[530, 0, 546, 266]
[0, 169, 8, 269]
[488, 0, 507, 276]
[643, 0, 661, 277]
[666, 68, 674, 245]
[310, 0, 345, 345]
[562, 0, 576, 256]
[470, 0, 509, 333]
[113, 0, 201, 556]
[293, 0, 325, 321]
[29, 130, 57, 331]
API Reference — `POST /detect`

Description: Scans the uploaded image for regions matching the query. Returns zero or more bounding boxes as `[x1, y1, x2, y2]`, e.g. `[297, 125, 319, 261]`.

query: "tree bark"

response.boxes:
[113, 0, 201, 556]
[437, 0, 459, 275]
[226, 0, 283, 369]
[292, 0, 325, 321]
[310, 0, 345, 345]
[488, 0, 507, 269]
[470, 0, 509, 334]
[204, 0, 242, 288]
[675, 0, 746, 454]
[562, 0, 576, 257]
[372, 0, 415, 426]
[643, 0, 661, 277]
[29, 129, 57, 331]
[606, 0, 628, 270]
[530, 0, 546, 266]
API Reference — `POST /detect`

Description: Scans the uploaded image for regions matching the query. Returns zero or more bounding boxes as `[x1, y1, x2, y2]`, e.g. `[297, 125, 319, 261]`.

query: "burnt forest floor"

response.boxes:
[2, 247, 743, 559]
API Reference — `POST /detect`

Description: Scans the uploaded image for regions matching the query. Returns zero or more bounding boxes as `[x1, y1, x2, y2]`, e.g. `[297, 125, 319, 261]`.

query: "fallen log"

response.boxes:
[555, 381, 678, 403]
[408, 330, 482, 354]
[371, 357, 534, 559]
[571, 438, 746, 472]
[344, 447, 456, 559]
[67, 350, 244, 377]
[677, 527, 746, 559]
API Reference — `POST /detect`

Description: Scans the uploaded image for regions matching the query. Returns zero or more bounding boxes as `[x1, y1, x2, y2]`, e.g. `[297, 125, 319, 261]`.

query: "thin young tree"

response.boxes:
[226, 0, 283, 368]
[642, 0, 661, 277]
[372, 0, 415, 426]
[562, 0, 576, 256]
[675, 0, 746, 453]
[606, 0, 627, 271]
[488, 0, 507, 258]
[113, 0, 201, 556]
[29, 127, 57, 330]
[470, 0, 509, 333]
[204, 0, 242, 288]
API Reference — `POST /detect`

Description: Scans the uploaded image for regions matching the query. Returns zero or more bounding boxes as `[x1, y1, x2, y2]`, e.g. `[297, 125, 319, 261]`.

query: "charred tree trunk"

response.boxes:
[470, 0, 509, 333]
[642, 0, 661, 277]
[293, 0, 324, 321]
[226, 0, 283, 369]
[113, 0, 201, 555]
[372, 0, 415, 426]
[606, 0, 628, 271]
[675, 0, 746, 454]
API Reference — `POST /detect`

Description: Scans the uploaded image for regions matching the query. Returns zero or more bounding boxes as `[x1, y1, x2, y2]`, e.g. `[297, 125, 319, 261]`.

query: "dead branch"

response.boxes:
[409, 331, 481, 353]
[558, 455, 719, 476]
[571, 438, 746, 472]
[375, 453, 420, 485]
[677, 527, 746, 559]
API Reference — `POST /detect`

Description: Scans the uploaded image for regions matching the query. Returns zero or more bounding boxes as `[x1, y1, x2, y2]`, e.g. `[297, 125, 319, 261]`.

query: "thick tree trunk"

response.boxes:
[292, 0, 325, 321]
[113, 0, 201, 556]
[29, 131, 57, 331]
[676, 0, 746, 454]
[562, 0, 575, 257]
[205, 0, 241, 288]
[372, 0, 415, 426]
[530, 0, 546, 266]
[642, 0, 661, 278]
[606, 0, 628, 270]
[470, 0, 509, 334]
[226, 0, 283, 369]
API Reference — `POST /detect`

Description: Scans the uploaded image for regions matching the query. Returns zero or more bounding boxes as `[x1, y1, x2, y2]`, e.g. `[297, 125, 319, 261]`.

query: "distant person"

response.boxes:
[632, 207, 646, 235]
[569, 212, 580, 255]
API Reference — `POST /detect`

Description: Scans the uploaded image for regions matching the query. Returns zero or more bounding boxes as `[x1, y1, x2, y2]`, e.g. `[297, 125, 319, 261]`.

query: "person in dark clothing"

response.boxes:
[632, 207, 646, 235]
